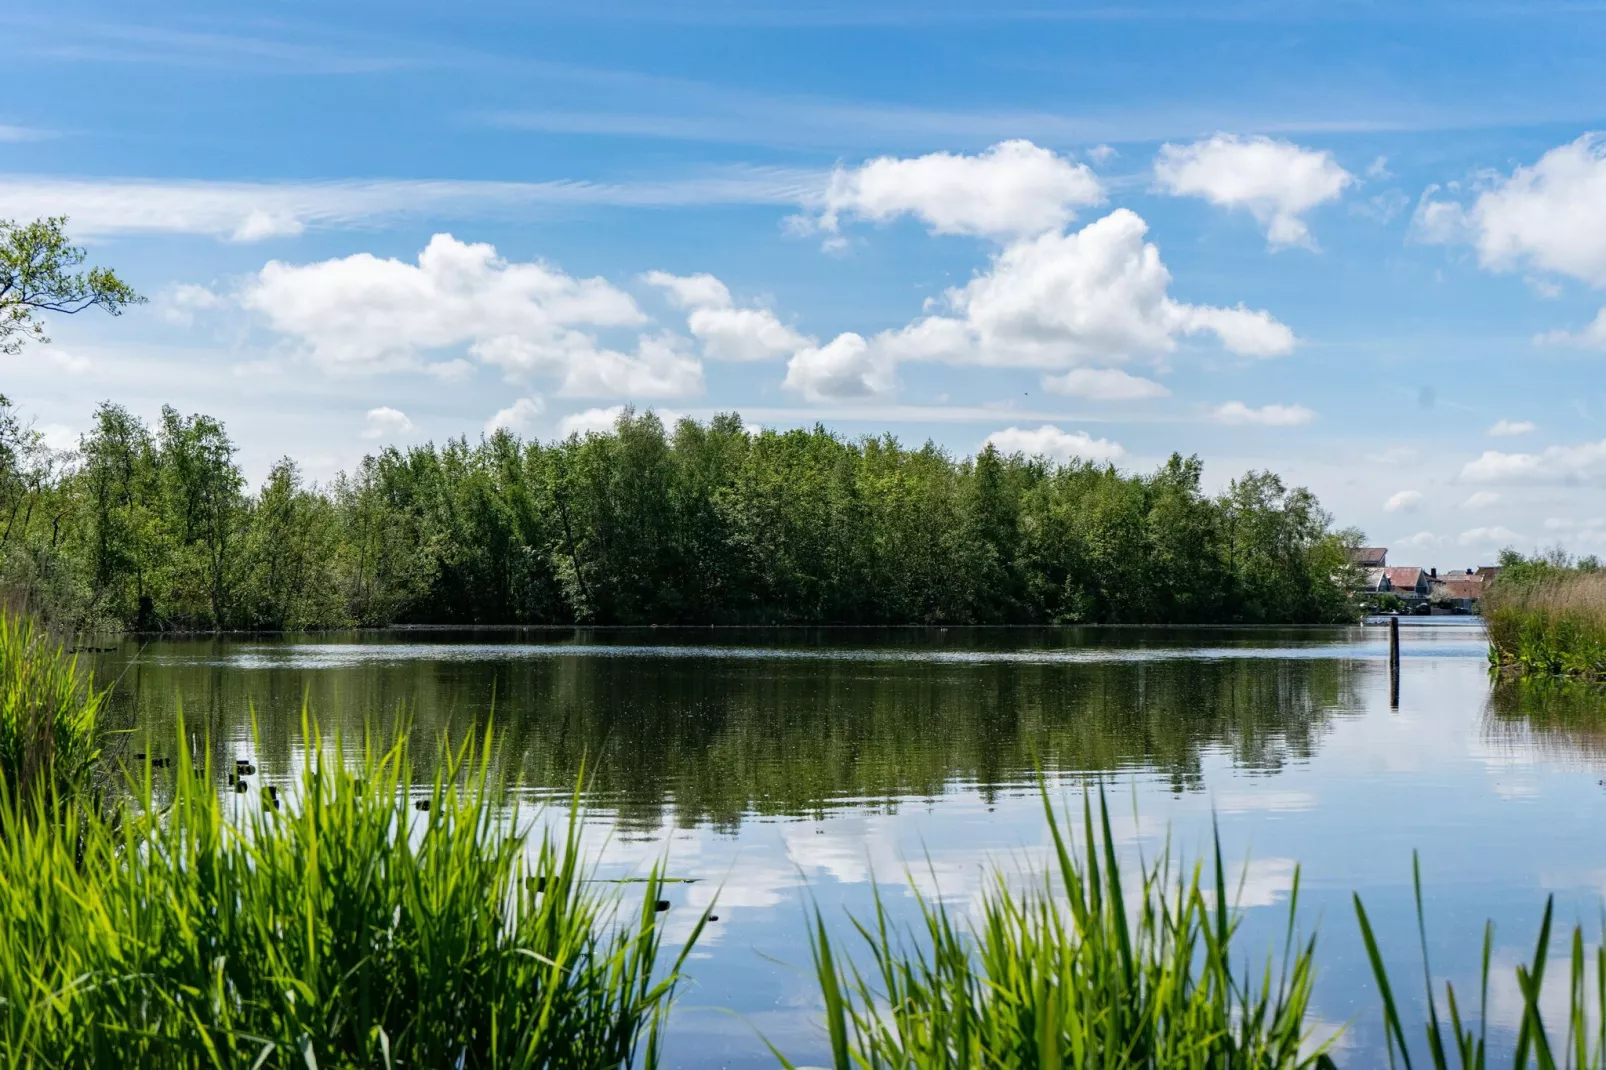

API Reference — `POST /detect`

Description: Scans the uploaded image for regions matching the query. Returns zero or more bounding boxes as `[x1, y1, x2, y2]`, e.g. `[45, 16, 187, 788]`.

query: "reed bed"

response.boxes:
[0, 714, 703, 1069]
[0, 607, 104, 806]
[1485, 571, 1606, 681]
[777, 789, 1336, 1070]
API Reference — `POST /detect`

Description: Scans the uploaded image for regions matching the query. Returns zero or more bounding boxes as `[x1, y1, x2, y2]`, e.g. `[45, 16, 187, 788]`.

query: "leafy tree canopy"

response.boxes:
[0, 217, 142, 354]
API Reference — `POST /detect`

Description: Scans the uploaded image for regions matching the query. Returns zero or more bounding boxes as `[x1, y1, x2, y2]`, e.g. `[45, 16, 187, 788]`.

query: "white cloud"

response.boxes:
[558, 406, 624, 437]
[1089, 144, 1118, 166]
[811, 139, 1104, 241]
[1460, 440, 1606, 484]
[241, 233, 704, 396]
[1536, 308, 1606, 349]
[1396, 531, 1443, 550]
[1489, 419, 1536, 436]
[1383, 490, 1423, 513]
[783, 332, 895, 401]
[1041, 367, 1169, 400]
[983, 424, 1125, 464]
[157, 283, 223, 326]
[1153, 134, 1353, 249]
[1459, 525, 1526, 547]
[1446, 134, 1606, 286]
[37, 423, 79, 452]
[38, 348, 91, 375]
[1366, 445, 1418, 466]
[1208, 401, 1315, 427]
[361, 407, 413, 440]
[0, 171, 817, 242]
[643, 270, 810, 362]
[1462, 491, 1501, 509]
[906, 209, 1294, 369]
[484, 396, 544, 436]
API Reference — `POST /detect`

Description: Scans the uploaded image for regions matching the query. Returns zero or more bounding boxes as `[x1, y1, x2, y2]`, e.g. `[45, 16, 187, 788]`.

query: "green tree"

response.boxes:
[0, 217, 141, 353]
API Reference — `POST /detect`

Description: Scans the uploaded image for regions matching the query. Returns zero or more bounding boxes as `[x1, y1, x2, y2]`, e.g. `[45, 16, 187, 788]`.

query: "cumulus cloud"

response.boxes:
[810, 139, 1104, 240]
[1208, 401, 1315, 427]
[1154, 134, 1353, 248]
[1041, 367, 1169, 400]
[484, 396, 544, 436]
[1459, 525, 1526, 547]
[783, 333, 895, 401]
[1417, 134, 1606, 286]
[362, 407, 413, 440]
[983, 425, 1125, 464]
[643, 270, 810, 361]
[241, 233, 703, 396]
[1463, 491, 1501, 509]
[889, 209, 1294, 371]
[1384, 490, 1424, 513]
[1460, 440, 1606, 484]
[780, 205, 1299, 402]
[1489, 419, 1536, 437]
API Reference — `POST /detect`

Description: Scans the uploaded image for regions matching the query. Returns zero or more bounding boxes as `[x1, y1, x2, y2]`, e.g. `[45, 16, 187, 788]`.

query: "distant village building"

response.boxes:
[1348, 547, 1388, 568]
[1350, 547, 1494, 613]
[1384, 567, 1430, 599]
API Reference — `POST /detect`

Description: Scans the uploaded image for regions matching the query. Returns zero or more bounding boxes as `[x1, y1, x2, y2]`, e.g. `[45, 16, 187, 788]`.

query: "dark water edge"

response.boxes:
[84, 619, 1606, 1067]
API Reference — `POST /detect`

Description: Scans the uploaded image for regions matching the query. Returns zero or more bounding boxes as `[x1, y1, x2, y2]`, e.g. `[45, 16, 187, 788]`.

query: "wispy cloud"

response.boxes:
[0, 169, 821, 241]
[0, 125, 53, 143]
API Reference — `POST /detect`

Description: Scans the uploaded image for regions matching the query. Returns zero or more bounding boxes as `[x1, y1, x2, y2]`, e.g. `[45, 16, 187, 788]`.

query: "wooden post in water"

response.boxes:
[1388, 615, 1401, 708]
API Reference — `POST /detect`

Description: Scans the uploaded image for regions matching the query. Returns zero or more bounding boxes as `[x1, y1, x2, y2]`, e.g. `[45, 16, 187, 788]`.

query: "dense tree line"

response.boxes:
[0, 397, 1361, 631]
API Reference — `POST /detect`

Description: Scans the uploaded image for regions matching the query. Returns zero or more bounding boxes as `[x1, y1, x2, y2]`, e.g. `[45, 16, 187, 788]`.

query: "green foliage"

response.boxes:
[0, 217, 141, 354]
[0, 400, 1359, 631]
[0, 608, 103, 805]
[1484, 552, 1606, 680]
[0, 713, 701, 1068]
[777, 788, 1334, 1069]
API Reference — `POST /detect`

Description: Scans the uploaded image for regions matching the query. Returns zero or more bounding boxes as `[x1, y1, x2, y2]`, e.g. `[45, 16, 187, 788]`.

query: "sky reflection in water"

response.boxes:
[100, 620, 1606, 1067]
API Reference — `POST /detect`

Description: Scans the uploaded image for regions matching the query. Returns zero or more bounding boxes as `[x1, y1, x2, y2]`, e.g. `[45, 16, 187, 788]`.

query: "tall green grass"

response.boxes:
[0, 607, 104, 805]
[0, 713, 704, 1069]
[1485, 571, 1606, 681]
[777, 789, 1336, 1069]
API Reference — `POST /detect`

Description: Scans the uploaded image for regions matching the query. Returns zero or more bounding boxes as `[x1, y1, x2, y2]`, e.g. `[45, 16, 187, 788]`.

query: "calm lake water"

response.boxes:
[95, 620, 1606, 1066]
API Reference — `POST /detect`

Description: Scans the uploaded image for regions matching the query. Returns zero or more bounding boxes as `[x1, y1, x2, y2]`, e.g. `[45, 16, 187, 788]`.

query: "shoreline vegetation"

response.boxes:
[1485, 550, 1606, 682]
[0, 396, 1361, 635]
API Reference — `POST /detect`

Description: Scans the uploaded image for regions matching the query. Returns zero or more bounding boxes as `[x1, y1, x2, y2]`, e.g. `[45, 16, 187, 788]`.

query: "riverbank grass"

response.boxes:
[0, 608, 104, 806]
[1485, 570, 1606, 681]
[0, 713, 702, 1069]
[780, 789, 1335, 1069]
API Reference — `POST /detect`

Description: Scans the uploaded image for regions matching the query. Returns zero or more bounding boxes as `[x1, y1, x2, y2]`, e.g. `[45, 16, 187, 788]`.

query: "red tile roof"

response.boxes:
[1385, 566, 1427, 590]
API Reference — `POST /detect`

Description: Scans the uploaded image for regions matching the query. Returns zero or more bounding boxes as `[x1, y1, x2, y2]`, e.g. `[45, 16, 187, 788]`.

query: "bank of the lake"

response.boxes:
[1485, 557, 1606, 681]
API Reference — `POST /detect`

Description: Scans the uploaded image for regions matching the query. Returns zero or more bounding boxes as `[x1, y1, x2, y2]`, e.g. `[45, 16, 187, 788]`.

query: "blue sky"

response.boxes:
[6, 1, 1606, 567]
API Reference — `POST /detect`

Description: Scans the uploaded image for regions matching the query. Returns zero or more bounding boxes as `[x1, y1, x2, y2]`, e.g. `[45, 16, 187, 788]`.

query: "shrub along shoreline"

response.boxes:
[0, 396, 1360, 633]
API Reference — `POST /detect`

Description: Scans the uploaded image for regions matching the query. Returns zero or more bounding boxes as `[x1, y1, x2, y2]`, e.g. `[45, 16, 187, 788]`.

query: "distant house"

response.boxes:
[1384, 567, 1430, 598]
[1349, 547, 1388, 568]
[1360, 567, 1390, 593]
[1434, 578, 1484, 612]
